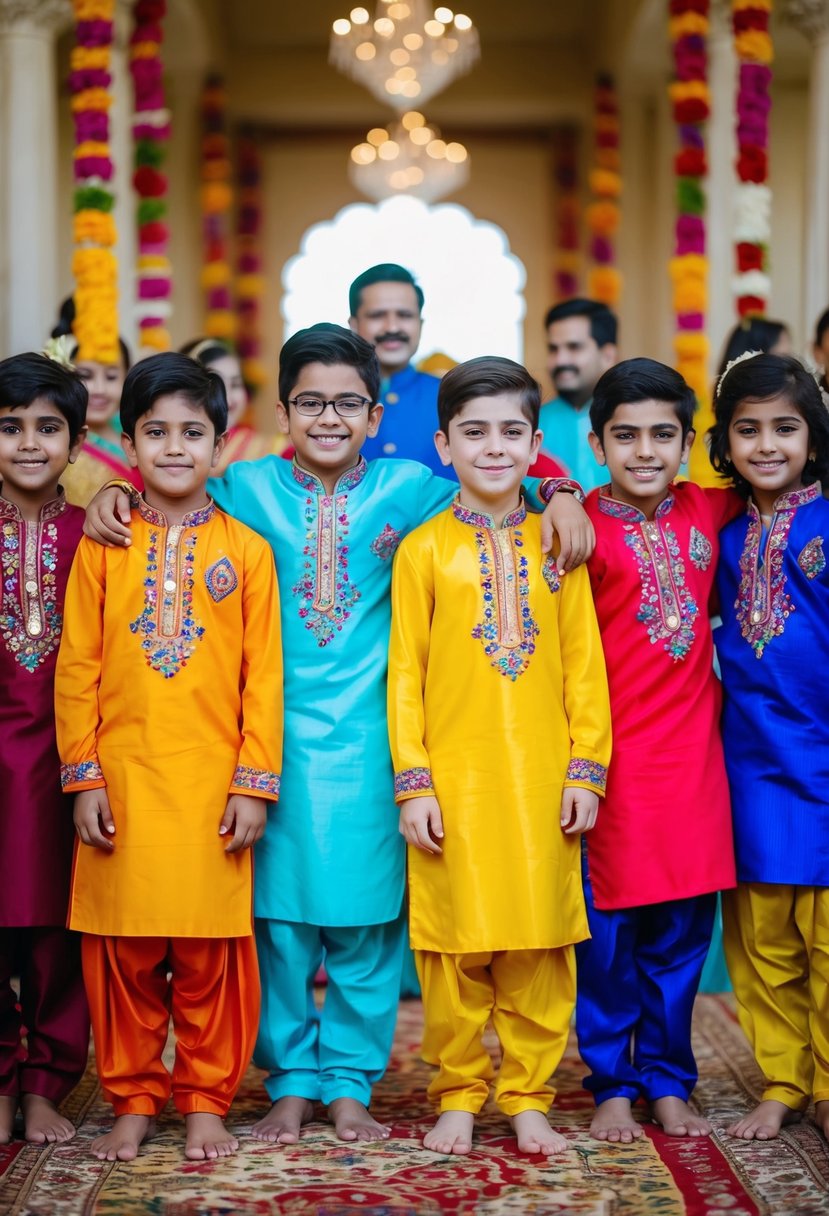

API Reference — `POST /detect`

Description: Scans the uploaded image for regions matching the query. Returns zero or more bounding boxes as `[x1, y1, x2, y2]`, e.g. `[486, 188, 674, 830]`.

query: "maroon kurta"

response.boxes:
[584, 482, 740, 910]
[0, 492, 85, 926]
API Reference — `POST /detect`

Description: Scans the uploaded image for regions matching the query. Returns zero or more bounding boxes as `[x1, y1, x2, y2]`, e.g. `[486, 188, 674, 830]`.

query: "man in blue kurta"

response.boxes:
[539, 298, 618, 492]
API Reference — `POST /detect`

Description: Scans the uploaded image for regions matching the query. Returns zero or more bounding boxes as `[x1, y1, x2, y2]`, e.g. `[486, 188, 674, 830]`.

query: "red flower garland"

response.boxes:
[732, 0, 773, 317]
[552, 127, 580, 300]
[234, 137, 267, 389]
[586, 74, 622, 306]
[200, 74, 235, 339]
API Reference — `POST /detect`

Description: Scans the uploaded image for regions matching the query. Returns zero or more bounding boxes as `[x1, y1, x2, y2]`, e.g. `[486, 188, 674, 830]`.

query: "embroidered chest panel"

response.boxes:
[293, 492, 360, 646]
[622, 520, 698, 662]
[470, 524, 539, 680]
[1, 519, 62, 673]
[129, 526, 206, 677]
[736, 510, 795, 658]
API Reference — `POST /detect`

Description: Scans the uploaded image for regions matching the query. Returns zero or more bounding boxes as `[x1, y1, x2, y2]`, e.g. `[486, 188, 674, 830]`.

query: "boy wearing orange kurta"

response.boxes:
[55, 354, 282, 1163]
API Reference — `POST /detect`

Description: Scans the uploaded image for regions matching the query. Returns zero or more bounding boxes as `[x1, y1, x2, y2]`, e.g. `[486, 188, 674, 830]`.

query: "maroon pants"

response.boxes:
[0, 927, 90, 1103]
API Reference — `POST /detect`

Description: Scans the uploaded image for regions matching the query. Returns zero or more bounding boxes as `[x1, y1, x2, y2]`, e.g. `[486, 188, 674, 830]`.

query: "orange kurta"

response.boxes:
[55, 500, 283, 939]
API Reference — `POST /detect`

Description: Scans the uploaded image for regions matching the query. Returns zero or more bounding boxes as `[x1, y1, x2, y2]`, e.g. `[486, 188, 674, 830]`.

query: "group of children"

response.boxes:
[0, 323, 827, 1164]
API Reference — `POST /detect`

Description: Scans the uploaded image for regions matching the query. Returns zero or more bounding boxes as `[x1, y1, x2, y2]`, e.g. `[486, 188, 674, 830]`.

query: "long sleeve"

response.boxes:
[229, 533, 283, 801]
[557, 562, 612, 795]
[387, 537, 436, 802]
[55, 537, 107, 791]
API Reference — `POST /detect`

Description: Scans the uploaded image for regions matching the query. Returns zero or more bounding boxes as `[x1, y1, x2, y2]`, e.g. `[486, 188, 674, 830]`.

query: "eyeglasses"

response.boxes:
[287, 394, 372, 418]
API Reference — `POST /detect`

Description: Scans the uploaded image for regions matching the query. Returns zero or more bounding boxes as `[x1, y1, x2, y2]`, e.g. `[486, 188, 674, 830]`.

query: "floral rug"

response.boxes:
[1, 995, 828, 1215]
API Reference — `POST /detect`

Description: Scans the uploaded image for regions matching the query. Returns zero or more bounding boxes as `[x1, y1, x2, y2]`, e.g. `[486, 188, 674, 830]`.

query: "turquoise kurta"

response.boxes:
[209, 456, 457, 927]
[538, 396, 606, 492]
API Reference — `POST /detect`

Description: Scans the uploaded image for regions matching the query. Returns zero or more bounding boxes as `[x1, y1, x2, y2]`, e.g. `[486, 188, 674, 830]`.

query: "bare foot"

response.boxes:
[423, 1110, 475, 1155]
[251, 1096, 314, 1144]
[0, 1095, 16, 1144]
[727, 1099, 801, 1141]
[652, 1095, 710, 1137]
[21, 1093, 76, 1144]
[511, 1109, 568, 1155]
[328, 1096, 390, 1142]
[590, 1096, 644, 1143]
[91, 1114, 155, 1161]
[184, 1112, 238, 1159]
[814, 1100, 829, 1139]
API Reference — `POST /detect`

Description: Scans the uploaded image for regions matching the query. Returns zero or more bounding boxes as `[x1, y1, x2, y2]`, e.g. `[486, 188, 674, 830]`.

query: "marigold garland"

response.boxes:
[732, 0, 773, 318]
[668, 0, 714, 485]
[234, 136, 268, 389]
[586, 74, 622, 306]
[552, 128, 581, 300]
[130, 0, 172, 351]
[200, 74, 235, 340]
[70, 0, 118, 364]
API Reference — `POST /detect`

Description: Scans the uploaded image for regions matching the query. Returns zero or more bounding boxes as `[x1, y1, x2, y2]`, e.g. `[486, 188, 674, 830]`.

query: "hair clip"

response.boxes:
[42, 335, 77, 369]
[715, 348, 763, 400]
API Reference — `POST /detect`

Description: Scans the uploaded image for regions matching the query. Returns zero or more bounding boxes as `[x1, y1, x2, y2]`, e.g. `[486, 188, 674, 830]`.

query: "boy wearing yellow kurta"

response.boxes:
[388, 357, 611, 1157]
[55, 354, 282, 1164]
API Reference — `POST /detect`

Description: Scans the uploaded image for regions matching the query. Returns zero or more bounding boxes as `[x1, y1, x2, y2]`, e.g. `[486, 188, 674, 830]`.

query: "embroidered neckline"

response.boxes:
[749, 482, 820, 517]
[129, 521, 206, 677]
[293, 489, 360, 646]
[0, 491, 67, 523]
[1, 509, 64, 672]
[290, 457, 367, 495]
[470, 523, 538, 679]
[452, 496, 527, 530]
[136, 497, 215, 528]
[597, 487, 675, 523]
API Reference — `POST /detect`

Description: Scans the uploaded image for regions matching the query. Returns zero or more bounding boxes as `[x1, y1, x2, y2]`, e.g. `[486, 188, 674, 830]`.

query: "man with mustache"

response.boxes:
[348, 263, 451, 478]
[540, 299, 618, 492]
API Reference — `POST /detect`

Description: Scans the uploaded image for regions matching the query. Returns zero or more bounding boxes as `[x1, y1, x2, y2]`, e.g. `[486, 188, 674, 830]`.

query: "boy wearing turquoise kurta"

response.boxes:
[85, 326, 589, 1145]
[388, 357, 611, 1156]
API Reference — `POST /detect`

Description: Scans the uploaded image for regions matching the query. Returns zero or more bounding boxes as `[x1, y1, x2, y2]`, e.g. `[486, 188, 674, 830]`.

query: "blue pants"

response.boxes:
[254, 916, 405, 1106]
[576, 861, 716, 1105]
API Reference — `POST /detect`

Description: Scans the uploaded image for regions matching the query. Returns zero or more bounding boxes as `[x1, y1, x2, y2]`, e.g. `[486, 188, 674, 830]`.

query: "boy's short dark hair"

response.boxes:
[815, 307, 829, 349]
[438, 356, 541, 434]
[348, 264, 424, 317]
[0, 352, 88, 442]
[279, 323, 380, 407]
[590, 358, 696, 440]
[544, 298, 618, 349]
[119, 352, 228, 439]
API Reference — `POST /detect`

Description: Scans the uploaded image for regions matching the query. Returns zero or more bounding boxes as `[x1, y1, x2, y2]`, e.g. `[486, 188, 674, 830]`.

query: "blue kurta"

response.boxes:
[538, 396, 605, 493]
[715, 484, 829, 885]
[360, 364, 455, 479]
[209, 456, 456, 927]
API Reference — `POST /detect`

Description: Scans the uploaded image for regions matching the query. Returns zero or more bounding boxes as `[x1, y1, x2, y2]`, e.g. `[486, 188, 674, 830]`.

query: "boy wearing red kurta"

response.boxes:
[55, 354, 282, 1163]
[0, 352, 89, 1145]
[577, 358, 740, 1142]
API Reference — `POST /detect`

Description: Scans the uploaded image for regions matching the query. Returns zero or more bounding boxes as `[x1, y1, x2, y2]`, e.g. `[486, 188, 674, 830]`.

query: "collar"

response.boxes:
[137, 497, 216, 528]
[451, 494, 527, 530]
[597, 486, 676, 523]
[380, 364, 419, 396]
[0, 488, 68, 523]
[748, 482, 821, 518]
[290, 456, 368, 495]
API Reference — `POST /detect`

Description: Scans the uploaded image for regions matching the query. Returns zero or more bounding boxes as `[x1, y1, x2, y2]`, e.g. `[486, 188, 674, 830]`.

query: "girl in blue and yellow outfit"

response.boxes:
[710, 353, 829, 1143]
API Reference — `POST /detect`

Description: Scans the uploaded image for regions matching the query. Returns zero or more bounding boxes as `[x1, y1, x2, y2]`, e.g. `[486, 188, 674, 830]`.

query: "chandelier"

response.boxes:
[349, 112, 469, 203]
[330, 2, 480, 111]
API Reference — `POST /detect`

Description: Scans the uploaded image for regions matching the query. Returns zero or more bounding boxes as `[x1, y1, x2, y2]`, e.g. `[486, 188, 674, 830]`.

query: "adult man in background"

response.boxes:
[540, 298, 618, 492]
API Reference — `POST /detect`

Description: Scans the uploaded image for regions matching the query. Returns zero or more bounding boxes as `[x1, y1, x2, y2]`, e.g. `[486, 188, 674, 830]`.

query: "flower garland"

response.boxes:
[70, 0, 118, 363]
[585, 73, 622, 307]
[732, 0, 773, 317]
[200, 73, 235, 340]
[667, 0, 713, 485]
[553, 127, 580, 300]
[130, 0, 172, 351]
[234, 136, 267, 389]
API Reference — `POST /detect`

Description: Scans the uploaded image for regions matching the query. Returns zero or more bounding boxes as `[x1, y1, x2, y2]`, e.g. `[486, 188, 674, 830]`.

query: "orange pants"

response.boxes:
[82, 934, 260, 1117]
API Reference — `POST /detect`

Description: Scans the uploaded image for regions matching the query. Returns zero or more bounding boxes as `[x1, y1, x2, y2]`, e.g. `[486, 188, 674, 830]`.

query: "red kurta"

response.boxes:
[0, 492, 84, 926]
[584, 482, 740, 910]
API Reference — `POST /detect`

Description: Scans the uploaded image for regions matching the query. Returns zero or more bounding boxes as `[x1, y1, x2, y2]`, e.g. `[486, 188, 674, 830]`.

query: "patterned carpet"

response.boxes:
[2, 995, 829, 1215]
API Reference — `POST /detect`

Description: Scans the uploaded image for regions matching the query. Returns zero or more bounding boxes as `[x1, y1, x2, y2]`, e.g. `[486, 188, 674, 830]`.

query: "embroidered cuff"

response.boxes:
[539, 477, 586, 505]
[565, 757, 607, 795]
[231, 765, 280, 799]
[61, 759, 105, 790]
[394, 767, 435, 800]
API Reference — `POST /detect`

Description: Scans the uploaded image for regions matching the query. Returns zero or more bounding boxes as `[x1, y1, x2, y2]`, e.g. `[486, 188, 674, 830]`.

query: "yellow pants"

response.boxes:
[723, 883, 829, 1109]
[415, 946, 575, 1116]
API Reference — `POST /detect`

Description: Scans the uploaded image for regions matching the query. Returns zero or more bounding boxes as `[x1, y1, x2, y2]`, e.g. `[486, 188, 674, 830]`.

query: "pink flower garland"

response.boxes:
[553, 127, 580, 300]
[732, 0, 773, 317]
[200, 74, 235, 340]
[234, 137, 267, 389]
[586, 74, 622, 306]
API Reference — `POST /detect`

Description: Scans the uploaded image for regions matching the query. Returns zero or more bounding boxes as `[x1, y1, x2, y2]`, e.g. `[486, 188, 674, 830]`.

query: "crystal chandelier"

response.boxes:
[349, 112, 469, 203]
[330, 2, 480, 111]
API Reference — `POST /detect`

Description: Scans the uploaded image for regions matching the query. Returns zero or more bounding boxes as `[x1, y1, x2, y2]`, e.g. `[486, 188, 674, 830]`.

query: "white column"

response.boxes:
[783, 0, 829, 339]
[707, 0, 738, 375]
[111, 0, 137, 353]
[0, 0, 72, 358]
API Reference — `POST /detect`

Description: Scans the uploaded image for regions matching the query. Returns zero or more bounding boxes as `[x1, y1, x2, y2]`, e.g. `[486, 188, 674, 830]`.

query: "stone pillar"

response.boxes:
[0, 0, 72, 357]
[707, 0, 738, 374]
[783, 0, 829, 340]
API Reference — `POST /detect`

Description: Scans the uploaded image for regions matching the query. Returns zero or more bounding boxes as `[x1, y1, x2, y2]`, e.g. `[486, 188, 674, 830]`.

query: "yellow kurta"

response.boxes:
[388, 499, 611, 954]
[55, 500, 283, 939]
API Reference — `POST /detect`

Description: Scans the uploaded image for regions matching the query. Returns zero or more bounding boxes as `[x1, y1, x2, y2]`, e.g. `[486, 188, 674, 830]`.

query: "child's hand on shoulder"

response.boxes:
[220, 794, 267, 854]
[560, 787, 600, 836]
[74, 787, 115, 850]
[399, 795, 444, 855]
